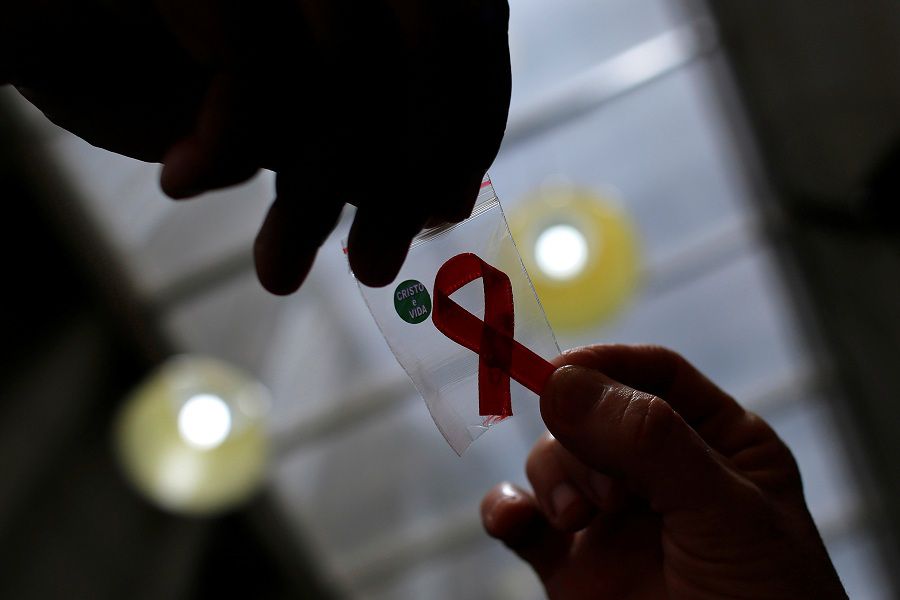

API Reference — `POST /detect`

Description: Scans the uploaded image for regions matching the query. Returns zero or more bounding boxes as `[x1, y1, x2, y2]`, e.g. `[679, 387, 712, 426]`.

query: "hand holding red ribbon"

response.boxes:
[432, 253, 556, 422]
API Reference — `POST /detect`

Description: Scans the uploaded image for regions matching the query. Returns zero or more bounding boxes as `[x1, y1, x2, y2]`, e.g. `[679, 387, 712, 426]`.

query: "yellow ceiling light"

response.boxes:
[509, 185, 641, 332]
[114, 355, 270, 515]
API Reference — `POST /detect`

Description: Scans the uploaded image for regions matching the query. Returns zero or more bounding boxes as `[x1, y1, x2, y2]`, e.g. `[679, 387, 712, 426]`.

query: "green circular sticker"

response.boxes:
[394, 279, 432, 324]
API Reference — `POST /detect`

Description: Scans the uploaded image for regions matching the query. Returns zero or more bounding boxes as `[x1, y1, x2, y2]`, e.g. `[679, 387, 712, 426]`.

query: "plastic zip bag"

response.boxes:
[350, 175, 559, 455]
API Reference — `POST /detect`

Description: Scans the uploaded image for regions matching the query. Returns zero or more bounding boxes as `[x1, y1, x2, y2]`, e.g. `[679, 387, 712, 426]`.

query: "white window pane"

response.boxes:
[493, 63, 753, 268]
[509, 0, 682, 106]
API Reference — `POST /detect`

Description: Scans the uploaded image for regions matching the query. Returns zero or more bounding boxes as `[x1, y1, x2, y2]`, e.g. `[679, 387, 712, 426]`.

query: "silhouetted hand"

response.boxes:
[482, 345, 848, 599]
[3, 0, 511, 293]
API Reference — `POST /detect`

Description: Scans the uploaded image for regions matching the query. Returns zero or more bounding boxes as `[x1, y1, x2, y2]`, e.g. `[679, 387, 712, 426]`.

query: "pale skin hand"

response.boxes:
[3, 0, 511, 293]
[481, 345, 848, 600]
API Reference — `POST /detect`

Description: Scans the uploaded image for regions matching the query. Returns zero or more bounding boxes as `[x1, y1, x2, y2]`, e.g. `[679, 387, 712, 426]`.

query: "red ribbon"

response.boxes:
[432, 253, 556, 421]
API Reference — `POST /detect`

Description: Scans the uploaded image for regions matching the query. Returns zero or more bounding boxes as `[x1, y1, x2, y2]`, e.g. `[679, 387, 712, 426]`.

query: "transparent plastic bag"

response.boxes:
[350, 176, 560, 455]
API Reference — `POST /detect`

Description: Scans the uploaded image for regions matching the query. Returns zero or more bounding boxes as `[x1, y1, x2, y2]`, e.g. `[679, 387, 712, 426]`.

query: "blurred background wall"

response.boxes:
[1, 1, 898, 598]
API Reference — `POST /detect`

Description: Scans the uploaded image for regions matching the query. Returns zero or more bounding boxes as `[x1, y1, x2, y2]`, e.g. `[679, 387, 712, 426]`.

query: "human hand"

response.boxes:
[4, 0, 511, 292]
[481, 345, 847, 599]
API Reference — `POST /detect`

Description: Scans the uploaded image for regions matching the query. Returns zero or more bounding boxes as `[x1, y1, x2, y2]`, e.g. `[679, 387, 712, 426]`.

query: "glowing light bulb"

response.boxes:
[115, 356, 270, 514]
[534, 224, 589, 280]
[178, 394, 232, 450]
[509, 185, 640, 331]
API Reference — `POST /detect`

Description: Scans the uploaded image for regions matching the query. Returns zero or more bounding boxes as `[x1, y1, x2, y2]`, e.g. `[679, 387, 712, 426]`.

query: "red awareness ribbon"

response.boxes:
[432, 253, 556, 421]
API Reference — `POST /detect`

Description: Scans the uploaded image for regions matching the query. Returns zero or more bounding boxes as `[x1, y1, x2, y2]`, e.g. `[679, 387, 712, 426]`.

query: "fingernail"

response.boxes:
[482, 482, 519, 532]
[589, 472, 614, 504]
[499, 482, 519, 500]
[551, 483, 579, 520]
[544, 366, 606, 423]
[485, 482, 520, 516]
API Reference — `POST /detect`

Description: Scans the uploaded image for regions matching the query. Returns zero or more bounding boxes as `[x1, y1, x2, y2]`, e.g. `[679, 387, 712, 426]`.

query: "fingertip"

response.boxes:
[160, 136, 259, 200]
[440, 170, 484, 223]
[540, 365, 610, 428]
[350, 251, 408, 288]
[420, 171, 483, 229]
[480, 483, 539, 540]
[160, 139, 203, 199]
[347, 210, 423, 288]
[252, 176, 344, 296]
[253, 238, 316, 296]
[481, 482, 569, 580]
[525, 434, 598, 532]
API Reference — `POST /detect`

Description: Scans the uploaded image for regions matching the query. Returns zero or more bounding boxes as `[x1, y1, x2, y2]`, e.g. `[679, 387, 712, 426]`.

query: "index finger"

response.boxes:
[347, 204, 428, 288]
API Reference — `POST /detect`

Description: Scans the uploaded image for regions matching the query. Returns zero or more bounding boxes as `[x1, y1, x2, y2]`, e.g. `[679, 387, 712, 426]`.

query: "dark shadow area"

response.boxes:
[0, 100, 339, 600]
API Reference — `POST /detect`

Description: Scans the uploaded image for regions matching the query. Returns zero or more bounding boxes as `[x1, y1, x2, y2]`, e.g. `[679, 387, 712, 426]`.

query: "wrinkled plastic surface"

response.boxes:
[353, 176, 559, 455]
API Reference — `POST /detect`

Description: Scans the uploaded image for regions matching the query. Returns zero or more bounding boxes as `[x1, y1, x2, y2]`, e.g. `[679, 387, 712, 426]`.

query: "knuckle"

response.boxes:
[626, 392, 679, 459]
[593, 380, 621, 415]
[734, 412, 805, 493]
[727, 482, 786, 536]
[769, 439, 804, 489]
[744, 412, 800, 470]
[743, 411, 775, 438]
